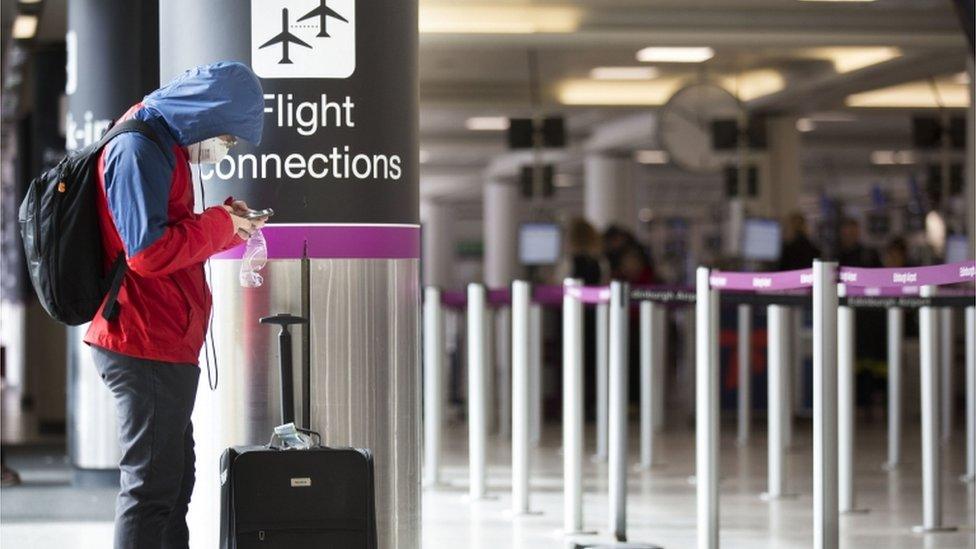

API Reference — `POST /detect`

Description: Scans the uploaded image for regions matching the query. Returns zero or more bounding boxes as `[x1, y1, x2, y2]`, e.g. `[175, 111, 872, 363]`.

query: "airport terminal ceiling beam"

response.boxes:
[749, 51, 968, 113]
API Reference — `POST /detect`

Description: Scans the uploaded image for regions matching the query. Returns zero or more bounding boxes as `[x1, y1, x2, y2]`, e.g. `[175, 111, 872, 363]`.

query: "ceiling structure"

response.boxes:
[4, 0, 972, 210]
[416, 0, 972, 205]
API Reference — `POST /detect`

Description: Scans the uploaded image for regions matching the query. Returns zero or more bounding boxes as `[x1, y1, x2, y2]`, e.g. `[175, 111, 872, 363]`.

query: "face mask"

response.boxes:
[187, 136, 236, 165]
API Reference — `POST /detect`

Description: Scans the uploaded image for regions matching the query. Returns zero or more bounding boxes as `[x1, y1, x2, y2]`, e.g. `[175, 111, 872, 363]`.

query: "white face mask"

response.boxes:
[187, 136, 236, 165]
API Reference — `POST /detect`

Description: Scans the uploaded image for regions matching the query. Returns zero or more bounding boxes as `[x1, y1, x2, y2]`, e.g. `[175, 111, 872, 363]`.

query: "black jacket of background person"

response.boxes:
[838, 242, 886, 361]
[778, 234, 822, 271]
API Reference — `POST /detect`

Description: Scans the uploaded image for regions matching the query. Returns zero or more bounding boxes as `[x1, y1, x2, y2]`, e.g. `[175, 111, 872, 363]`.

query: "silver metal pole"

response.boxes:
[884, 307, 904, 470]
[940, 307, 954, 441]
[763, 305, 789, 500]
[813, 261, 838, 549]
[696, 267, 719, 549]
[653, 305, 666, 435]
[498, 306, 512, 439]
[562, 279, 586, 533]
[737, 304, 752, 446]
[424, 287, 444, 487]
[530, 304, 543, 446]
[467, 283, 488, 499]
[913, 285, 956, 532]
[964, 306, 975, 483]
[837, 286, 865, 513]
[594, 302, 610, 462]
[787, 308, 800, 449]
[511, 281, 532, 514]
[609, 281, 630, 541]
[485, 307, 496, 435]
[640, 300, 656, 468]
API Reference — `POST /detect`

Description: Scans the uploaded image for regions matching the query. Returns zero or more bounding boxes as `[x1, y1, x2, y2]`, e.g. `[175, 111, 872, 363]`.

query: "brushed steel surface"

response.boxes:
[187, 258, 420, 549]
[68, 325, 122, 469]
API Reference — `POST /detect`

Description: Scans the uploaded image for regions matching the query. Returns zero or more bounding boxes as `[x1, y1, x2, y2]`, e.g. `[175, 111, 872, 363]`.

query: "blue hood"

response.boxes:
[142, 61, 264, 146]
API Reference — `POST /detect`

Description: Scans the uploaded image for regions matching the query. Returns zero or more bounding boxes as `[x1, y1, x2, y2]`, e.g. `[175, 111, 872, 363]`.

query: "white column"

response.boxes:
[467, 284, 488, 500]
[737, 305, 752, 446]
[964, 306, 975, 483]
[764, 305, 790, 500]
[420, 199, 456, 289]
[562, 279, 586, 533]
[583, 155, 636, 232]
[511, 281, 532, 514]
[696, 268, 719, 549]
[885, 308, 904, 470]
[940, 308, 954, 441]
[594, 302, 610, 462]
[529, 304, 543, 446]
[762, 117, 802, 218]
[913, 286, 956, 532]
[813, 261, 839, 549]
[483, 180, 520, 288]
[966, 58, 975, 248]
[423, 288, 444, 487]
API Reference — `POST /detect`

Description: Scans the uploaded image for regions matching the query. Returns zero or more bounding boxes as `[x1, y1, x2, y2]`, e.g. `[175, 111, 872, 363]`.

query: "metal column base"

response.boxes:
[572, 541, 662, 549]
[911, 525, 958, 534]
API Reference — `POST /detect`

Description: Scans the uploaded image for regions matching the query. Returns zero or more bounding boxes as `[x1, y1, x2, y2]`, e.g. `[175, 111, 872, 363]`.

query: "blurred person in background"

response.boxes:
[618, 244, 656, 285]
[779, 212, 821, 270]
[559, 218, 604, 285]
[837, 217, 881, 268]
[603, 225, 632, 279]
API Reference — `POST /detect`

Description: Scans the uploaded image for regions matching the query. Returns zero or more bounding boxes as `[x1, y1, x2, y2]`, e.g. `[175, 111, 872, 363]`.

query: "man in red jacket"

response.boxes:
[85, 61, 266, 549]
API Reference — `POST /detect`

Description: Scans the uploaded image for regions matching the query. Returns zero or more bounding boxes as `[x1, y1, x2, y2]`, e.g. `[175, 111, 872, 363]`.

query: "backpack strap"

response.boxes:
[96, 119, 166, 322]
[101, 253, 127, 321]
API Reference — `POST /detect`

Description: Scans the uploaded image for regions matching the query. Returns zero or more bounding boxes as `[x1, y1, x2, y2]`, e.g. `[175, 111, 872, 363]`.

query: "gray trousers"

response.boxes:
[93, 346, 200, 549]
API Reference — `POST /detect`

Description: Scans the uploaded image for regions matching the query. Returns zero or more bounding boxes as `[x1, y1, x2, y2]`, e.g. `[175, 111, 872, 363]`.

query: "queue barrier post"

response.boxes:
[696, 268, 719, 549]
[964, 305, 975, 483]
[913, 285, 956, 533]
[423, 287, 444, 487]
[594, 302, 610, 462]
[883, 307, 904, 470]
[530, 304, 543, 447]
[762, 304, 791, 500]
[813, 260, 839, 549]
[737, 304, 751, 446]
[608, 281, 629, 540]
[837, 285, 866, 514]
[639, 301, 660, 468]
[561, 279, 589, 534]
[498, 306, 512, 439]
[940, 307, 954, 442]
[511, 281, 534, 515]
[467, 283, 488, 500]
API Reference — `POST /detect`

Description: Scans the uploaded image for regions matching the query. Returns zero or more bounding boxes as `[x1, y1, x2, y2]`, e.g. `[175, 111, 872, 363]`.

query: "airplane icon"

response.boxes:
[259, 8, 312, 65]
[297, 0, 349, 38]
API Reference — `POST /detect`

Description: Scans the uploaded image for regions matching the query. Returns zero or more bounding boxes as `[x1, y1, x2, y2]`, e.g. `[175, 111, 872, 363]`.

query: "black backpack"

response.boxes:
[18, 119, 165, 326]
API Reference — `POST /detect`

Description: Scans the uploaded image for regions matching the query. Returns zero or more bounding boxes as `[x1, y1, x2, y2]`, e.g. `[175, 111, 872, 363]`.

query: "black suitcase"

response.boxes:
[219, 314, 378, 549]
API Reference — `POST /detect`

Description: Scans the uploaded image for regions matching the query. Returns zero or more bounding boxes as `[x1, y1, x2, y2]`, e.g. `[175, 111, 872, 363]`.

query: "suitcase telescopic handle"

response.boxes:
[260, 314, 309, 426]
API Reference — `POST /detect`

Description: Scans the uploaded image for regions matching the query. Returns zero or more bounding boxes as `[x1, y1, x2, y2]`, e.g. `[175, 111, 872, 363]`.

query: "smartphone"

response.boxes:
[244, 208, 274, 220]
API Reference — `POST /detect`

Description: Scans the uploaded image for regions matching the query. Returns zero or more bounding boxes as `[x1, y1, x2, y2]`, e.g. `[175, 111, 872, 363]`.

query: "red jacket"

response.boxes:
[84, 62, 265, 365]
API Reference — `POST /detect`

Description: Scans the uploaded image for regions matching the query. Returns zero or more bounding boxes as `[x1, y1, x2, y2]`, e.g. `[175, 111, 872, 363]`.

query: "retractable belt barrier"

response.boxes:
[420, 259, 973, 547]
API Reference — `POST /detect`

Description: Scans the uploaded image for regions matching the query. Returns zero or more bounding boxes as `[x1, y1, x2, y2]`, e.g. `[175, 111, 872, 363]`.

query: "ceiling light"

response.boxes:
[846, 79, 970, 108]
[639, 208, 654, 223]
[420, 5, 581, 34]
[720, 69, 785, 101]
[634, 150, 670, 164]
[798, 0, 876, 2]
[589, 66, 660, 80]
[636, 47, 714, 63]
[556, 78, 684, 106]
[12, 14, 38, 39]
[18, 0, 42, 4]
[796, 118, 816, 132]
[870, 150, 915, 165]
[465, 116, 510, 131]
[804, 47, 901, 73]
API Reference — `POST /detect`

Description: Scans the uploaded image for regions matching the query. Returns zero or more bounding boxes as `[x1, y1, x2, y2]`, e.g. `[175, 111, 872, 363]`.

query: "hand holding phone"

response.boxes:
[244, 208, 274, 220]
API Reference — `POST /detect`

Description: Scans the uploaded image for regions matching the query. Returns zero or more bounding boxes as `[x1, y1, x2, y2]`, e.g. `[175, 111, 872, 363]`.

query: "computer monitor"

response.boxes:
[945, 234, 971, 263]
[741, 218, 781, 262]
[519, 223, 561, 265]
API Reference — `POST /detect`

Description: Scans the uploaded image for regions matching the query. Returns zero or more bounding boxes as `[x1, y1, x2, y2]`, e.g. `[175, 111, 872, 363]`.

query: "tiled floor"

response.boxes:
[2, 420, 974, 548]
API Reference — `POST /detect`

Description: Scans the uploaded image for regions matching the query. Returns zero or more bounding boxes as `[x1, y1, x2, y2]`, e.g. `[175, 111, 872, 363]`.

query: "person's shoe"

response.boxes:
[1, 464, 21, 487]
